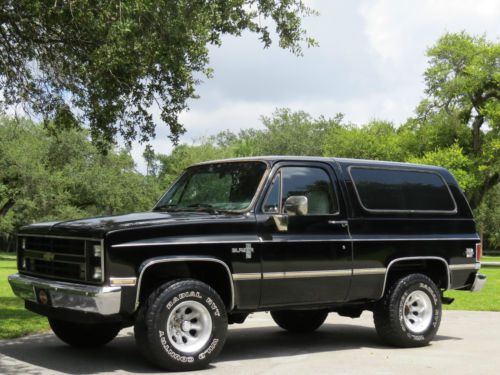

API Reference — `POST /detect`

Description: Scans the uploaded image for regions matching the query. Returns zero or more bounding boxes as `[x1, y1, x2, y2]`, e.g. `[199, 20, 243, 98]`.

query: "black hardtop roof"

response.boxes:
[192, 155, 447, 173]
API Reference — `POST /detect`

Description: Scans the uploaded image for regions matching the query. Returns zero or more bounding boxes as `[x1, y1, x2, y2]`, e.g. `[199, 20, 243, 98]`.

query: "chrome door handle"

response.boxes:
[328, 220, 348, 228]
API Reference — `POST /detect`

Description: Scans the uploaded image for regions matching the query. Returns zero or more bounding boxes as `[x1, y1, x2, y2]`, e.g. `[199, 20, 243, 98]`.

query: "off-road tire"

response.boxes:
[271, 309, 329, 333]
[134, 279, 228, 371]
[374, 273, 442, 347]
[48, 319, 121, 348]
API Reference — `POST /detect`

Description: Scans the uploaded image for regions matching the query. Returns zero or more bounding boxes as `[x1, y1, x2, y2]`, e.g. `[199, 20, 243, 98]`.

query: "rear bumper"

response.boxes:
[8, 273, 121, 315]
[471, 273, 487, 292]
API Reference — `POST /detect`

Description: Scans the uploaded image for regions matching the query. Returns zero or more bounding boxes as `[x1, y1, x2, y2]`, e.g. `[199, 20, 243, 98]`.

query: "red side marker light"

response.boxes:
[475, 243, 482, 262]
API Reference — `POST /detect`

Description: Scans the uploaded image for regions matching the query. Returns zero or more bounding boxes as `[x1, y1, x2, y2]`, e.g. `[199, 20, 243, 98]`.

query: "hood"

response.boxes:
[19, 211, 245, 238]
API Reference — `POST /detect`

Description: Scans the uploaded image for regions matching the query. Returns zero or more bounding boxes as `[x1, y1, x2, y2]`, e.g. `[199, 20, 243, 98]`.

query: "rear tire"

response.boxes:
[373, 273, 442, 347]
[134, 279, 228, 371]
[271, 309, 328, 333]
[49, 319, 121, 348]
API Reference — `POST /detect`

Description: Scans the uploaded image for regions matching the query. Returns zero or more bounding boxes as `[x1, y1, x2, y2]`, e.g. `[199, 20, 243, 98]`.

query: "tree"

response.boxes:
[0, 1, 316, 148]
[419, 32, 499, 207]
[323, 120, 407, 161]
[0, 117, 161, 251]
[422, 32, 499, 153]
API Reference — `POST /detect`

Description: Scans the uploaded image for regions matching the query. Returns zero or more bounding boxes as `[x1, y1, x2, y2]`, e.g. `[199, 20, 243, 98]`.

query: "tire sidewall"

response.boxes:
[394, 277, 441, 343]
[147, 282, 227, 370]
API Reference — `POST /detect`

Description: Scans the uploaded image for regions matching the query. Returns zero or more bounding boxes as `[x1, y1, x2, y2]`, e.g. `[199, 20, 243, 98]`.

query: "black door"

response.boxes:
[256, 162, 352, 307]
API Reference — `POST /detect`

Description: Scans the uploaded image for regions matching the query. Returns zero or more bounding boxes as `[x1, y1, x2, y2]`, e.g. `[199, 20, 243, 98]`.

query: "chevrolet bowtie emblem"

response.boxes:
[43, 252, 55, 261]
[231, 243, 254, 259]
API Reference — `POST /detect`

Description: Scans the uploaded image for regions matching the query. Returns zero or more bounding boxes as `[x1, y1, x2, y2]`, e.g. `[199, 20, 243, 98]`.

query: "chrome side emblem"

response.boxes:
[465, 248, 474, 258]
[231, 243, 254, 259]
[43, 252, 55, 261]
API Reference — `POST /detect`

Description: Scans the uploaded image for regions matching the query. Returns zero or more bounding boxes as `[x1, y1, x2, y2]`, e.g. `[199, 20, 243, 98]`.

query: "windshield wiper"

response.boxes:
[186, 203, 220, 215]
[154, 204, 180, 212]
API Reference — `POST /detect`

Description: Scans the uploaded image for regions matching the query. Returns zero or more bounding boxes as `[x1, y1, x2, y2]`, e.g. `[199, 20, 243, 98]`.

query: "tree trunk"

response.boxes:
[471, 114, 484, 154]
[470, 172, 499, 209]
[0, 198, 15, 217]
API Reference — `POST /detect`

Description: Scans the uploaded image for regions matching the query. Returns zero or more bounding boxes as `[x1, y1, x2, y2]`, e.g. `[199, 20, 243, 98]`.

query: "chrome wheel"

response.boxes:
[166, 300, 212, 354]
[403, 290, 433, 334]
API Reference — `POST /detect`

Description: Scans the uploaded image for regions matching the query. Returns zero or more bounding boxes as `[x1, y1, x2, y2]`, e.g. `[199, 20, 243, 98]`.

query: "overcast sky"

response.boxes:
[131, 0, 500, 172]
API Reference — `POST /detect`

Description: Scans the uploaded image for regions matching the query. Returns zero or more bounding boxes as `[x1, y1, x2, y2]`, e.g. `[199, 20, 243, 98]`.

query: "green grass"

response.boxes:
[482, 255, 500, 262]
[0, 252, 49, 339]
[444, 267, 500, 311]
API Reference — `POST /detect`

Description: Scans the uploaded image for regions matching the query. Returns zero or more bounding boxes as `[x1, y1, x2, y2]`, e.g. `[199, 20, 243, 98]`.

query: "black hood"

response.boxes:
[19, 211, 245, 238]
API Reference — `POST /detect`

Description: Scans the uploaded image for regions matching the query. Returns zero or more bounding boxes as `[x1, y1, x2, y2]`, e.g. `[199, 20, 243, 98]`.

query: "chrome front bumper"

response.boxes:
[8, 273, 121, 315]
[471, 273, 487, 292]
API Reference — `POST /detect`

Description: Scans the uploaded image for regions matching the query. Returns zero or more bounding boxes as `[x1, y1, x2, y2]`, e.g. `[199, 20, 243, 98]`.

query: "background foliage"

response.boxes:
[0, 0, 315, 148]
[0, 31, 499, 251]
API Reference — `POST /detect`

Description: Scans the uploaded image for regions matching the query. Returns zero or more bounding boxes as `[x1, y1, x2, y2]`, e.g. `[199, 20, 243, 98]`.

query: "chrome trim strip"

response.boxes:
[449, 264, 477, 271]
[113, 235, 479, 248]
[353, 268, 386, 275]
[350, 235, 480, 242]
[233, 273, 261, 281]
[135, 257, 235, 311]
[379, 257, 450, 299]
[8, 273, 121, 315]
[262, 269, 351, 279]
[347, 165, 458, 214]
[18, 233, 102, 241]
[233, 267, 387, 281]
[113, 239, 261, 248]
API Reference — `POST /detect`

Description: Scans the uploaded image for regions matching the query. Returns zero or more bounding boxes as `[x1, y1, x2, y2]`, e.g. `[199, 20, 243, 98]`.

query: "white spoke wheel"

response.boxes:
[166, 300, 213, 354]
[374, 273, 441, 348]
[402, 290, 433, 333]
[134, 279, 228, 372]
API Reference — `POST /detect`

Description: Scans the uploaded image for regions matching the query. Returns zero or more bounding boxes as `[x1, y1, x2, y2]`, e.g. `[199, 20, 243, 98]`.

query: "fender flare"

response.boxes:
[379, 256, 450, 299]
[135, 256, 235, 311]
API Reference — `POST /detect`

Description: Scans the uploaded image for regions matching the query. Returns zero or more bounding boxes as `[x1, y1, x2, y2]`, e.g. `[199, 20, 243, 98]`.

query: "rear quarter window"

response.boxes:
[349, 167, 457, 213]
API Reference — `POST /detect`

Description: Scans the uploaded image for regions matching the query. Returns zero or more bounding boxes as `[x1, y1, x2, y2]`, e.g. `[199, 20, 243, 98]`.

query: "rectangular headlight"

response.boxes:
[92, 267, 102, 280]
[93, 244, 102, 257]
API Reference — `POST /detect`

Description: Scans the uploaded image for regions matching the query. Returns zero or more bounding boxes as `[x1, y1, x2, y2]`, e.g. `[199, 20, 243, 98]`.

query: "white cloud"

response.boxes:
[130, 0, 500, 173]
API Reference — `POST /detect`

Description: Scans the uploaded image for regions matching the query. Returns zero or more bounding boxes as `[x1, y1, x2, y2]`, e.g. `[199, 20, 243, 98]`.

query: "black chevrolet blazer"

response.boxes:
[9, 156, 486, 371]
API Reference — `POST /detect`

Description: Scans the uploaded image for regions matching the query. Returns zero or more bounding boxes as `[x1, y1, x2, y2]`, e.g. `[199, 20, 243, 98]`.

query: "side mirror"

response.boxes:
[284, 196, 308, 216]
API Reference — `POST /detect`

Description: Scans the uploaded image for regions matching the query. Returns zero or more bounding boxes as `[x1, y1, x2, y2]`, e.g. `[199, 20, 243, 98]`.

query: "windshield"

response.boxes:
[154, 161, 268, 213]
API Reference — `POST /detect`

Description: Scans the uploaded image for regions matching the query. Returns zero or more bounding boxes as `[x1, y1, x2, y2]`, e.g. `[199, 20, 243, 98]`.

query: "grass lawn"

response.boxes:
[482, 255, 500, 262]
[0, 252, 49, 339]
[444, 267, 500, 311]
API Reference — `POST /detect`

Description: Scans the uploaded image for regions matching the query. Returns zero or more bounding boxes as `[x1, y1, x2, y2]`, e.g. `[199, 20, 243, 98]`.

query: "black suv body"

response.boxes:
[9, 156, 486, 371]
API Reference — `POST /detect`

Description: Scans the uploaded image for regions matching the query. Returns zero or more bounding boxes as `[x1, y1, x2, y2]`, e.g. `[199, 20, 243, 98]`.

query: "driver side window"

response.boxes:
[263, 166, 338, 215]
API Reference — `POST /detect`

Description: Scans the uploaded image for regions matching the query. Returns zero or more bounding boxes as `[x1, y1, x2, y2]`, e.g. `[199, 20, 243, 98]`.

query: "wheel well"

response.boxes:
[137, 261, 233, 310]
[384, 258, 449, 294]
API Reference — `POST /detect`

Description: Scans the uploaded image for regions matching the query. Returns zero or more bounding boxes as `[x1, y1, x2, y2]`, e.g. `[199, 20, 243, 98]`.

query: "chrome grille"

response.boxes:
[18, 235, 104, 284]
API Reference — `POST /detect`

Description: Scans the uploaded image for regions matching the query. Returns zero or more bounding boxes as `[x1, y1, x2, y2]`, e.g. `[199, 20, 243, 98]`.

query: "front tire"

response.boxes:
[271, 309, 328, 333]
[134, 279, 228, 371]
[374, 273, 442, 347]
[48, 319, 121, 348]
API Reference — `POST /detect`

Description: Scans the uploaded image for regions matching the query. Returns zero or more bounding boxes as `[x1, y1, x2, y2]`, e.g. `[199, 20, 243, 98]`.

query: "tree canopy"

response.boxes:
[0, 117, 160, 250]
[0, 0, 316, 148]
[419, 32, 499, 206]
